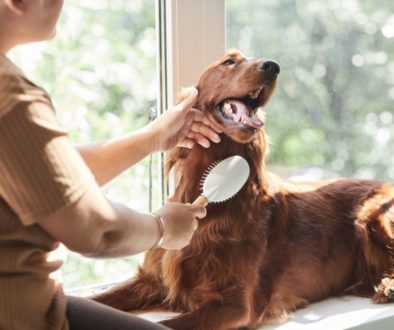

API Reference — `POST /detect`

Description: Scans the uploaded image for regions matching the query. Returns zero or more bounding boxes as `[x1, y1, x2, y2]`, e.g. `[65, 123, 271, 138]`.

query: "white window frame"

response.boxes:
[156, 0, 225, 203]
[163, 0, 225, 104]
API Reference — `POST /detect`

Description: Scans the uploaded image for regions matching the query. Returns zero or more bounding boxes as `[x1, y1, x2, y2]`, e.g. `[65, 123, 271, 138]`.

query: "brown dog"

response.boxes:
[92, 50, 394, 329]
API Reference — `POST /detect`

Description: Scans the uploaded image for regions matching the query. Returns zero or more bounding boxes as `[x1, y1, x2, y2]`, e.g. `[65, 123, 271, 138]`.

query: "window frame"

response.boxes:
[157, 0, 225, 198]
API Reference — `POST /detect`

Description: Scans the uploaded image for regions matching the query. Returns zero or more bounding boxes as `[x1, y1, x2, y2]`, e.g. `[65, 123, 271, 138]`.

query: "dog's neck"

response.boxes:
[167, 132, 268, 204]
[166, 131, 269, 243]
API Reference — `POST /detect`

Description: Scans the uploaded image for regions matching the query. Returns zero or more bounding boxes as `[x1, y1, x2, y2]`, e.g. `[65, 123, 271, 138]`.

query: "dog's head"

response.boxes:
[194, 50, 279, 143]
[169, 50, 279, 203]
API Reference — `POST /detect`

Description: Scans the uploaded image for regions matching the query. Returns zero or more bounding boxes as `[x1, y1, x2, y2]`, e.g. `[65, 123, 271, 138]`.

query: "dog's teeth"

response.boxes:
[222, 102, 234, 116]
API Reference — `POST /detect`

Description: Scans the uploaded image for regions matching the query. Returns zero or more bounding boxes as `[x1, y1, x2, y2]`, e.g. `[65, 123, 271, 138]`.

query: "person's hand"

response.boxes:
[148, 88, 222, 151]
[154, 202, 206, 250]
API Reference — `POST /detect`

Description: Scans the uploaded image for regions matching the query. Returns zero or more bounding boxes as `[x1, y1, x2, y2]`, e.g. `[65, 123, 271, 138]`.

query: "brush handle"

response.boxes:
[193, 195, 209, 207]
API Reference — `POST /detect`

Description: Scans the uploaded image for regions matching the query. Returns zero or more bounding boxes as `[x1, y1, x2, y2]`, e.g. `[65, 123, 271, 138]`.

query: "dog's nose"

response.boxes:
[259, 60, 280, 78]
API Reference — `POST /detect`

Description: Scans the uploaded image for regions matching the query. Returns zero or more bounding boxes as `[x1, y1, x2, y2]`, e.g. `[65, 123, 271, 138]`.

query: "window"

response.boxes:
[11, 0, 159, 290]
[10, 0, 392, 292]
[226, 0, 394, 182]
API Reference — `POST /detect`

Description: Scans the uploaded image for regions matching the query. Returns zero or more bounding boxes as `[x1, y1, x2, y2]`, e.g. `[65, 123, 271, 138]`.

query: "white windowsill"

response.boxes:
[136, 296, 394, 330]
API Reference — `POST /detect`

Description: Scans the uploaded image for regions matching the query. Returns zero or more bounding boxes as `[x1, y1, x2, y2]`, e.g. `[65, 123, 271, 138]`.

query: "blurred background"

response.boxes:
[227, 0, 394, 182]
[10, 0, 393, 290]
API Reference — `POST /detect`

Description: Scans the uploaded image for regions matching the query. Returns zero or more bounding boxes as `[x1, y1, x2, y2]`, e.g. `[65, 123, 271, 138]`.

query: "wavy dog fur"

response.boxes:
[92, 50, 394, 329]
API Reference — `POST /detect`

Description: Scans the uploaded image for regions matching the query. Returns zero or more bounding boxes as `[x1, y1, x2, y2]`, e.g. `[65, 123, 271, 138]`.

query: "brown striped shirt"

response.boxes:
[0, 53, 94, 329]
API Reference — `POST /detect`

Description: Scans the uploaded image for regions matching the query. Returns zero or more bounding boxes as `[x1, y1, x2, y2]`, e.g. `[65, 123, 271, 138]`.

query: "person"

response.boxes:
[0, 0, 223, 329]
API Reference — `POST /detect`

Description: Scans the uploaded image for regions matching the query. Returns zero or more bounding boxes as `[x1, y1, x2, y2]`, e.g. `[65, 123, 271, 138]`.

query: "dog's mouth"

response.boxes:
[215, 86, 266, 131]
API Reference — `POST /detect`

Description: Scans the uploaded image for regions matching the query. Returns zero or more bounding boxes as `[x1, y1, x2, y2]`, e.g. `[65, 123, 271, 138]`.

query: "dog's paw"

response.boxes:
[372, 277, 394, 303]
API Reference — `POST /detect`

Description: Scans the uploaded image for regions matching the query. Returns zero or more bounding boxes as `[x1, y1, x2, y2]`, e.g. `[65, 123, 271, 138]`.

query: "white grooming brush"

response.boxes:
[193, 155, 250, 207]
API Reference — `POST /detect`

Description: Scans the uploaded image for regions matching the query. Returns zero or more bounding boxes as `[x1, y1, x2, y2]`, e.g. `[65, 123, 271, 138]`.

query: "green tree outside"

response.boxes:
[227, 0, 394, 181]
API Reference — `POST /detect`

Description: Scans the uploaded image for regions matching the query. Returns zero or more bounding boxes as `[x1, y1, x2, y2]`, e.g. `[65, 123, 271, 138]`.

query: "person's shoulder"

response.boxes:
[0, 54, 24, 90]
[0, 53, 45, 92]
[0, 54, 52, 118]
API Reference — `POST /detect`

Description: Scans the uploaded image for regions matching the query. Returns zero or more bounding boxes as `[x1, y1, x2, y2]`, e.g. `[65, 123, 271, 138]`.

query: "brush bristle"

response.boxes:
[198, 156, 250, 204]
[210, 193, 236, 204]
[200, 160, 220, 187]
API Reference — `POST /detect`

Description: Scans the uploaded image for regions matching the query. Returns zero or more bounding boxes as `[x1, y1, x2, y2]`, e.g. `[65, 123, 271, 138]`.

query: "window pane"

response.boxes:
[226, 0, 394, 181]
[10, 0, 158, 289]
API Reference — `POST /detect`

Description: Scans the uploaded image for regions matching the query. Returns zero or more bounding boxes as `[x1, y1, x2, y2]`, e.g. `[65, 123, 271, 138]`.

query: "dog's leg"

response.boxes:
[91, 270, 168, 312]
[159, 299, 249, 330]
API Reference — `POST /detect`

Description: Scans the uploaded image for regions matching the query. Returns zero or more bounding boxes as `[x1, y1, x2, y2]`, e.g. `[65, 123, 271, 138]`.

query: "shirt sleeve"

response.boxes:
[0, 99, 96, 226]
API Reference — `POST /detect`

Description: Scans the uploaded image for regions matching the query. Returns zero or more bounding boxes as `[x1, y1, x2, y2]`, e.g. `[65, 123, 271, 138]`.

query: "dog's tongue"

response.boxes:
[227, 100, 264, 129]
[239, 113, 264, 129]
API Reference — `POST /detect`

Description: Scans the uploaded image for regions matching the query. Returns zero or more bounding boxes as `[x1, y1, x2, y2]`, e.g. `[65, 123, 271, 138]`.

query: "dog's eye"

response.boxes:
[222, 59, 236, 66]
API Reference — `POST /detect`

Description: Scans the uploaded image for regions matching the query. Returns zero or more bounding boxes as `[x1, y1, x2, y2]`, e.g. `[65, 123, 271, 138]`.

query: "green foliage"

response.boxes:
[227, 0, 394, 180]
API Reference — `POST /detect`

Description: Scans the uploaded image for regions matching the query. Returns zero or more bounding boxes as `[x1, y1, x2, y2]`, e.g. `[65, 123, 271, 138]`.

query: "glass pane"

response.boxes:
[10, 0, 159, 289]
[226, 0, 394, 181]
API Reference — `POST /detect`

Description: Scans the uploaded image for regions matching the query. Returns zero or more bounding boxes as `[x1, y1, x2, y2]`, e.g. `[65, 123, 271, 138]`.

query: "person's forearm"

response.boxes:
[82, 201, 160, 258]
[39, 184, 161, 257]
[76, 125, 158, 186]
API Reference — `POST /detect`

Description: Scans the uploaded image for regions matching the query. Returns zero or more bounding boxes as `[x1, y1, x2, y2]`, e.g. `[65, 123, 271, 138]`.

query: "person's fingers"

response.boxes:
[180, 111, 194, 135]
[178, 138, 195, 149]
[174, 87, 198, 112]
[190, 108, 203, 120]
[191, 122, 221, 143]
[187, 132, 210, 148]
[201, 113, 223, 133]
[192, 219, 198, 231]
[188, 204, 207, 219]
[189, 109, 223, 133]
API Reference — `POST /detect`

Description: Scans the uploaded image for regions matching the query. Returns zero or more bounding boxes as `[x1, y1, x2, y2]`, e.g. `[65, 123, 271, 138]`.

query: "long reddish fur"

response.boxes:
[92, 51, 394, 330]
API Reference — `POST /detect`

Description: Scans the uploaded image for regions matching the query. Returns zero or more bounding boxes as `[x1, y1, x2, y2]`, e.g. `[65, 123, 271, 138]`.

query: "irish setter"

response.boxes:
[92, 50, 394, 329]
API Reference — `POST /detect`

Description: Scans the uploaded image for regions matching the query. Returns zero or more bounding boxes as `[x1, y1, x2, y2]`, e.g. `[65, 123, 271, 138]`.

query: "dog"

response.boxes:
[92, 50, 394, 329]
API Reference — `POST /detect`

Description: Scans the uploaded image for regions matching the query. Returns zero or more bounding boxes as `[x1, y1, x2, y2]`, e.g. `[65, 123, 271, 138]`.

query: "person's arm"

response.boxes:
[76, 126, 157, 187]
[0, 82, 207, 257]
[38, 183, 206, 257]
[77, 88, 222, 186]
